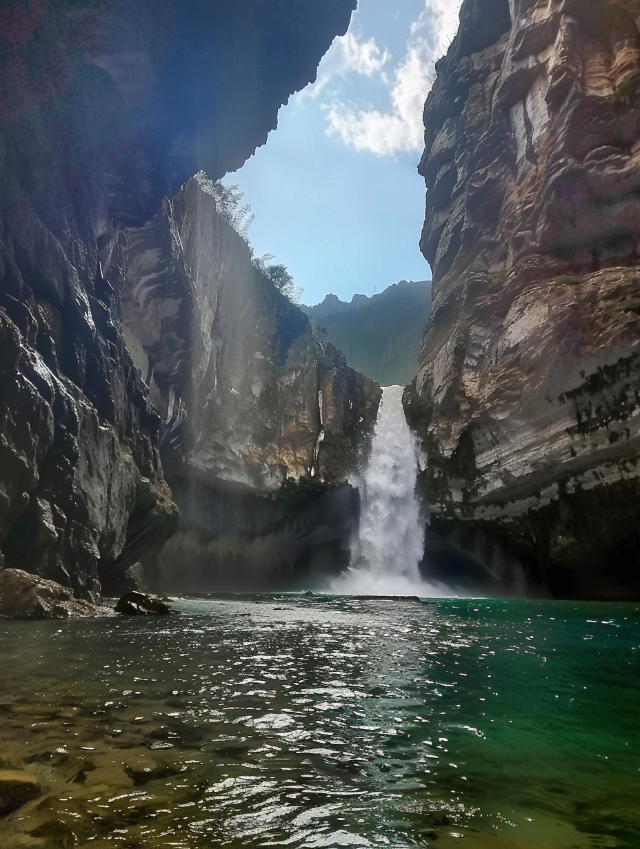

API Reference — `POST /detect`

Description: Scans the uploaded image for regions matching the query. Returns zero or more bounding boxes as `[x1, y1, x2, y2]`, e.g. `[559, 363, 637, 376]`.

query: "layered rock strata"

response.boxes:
[0, 0, 356, 597]
[407, 0, 640, 597]
[124, 177, 381, 591]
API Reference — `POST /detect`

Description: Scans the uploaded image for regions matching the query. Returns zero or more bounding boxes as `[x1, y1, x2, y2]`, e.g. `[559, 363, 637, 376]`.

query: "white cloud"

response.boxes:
[336, 31, 392, 77]
[302, 30, 391, 101]
[324, 1, 462, 157]
[411, 0, 461, 55]
[326, 45, 431, 156]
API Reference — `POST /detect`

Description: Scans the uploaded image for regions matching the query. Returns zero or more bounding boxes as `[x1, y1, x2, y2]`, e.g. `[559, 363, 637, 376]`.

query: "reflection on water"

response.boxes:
[0, 596, 639, 848]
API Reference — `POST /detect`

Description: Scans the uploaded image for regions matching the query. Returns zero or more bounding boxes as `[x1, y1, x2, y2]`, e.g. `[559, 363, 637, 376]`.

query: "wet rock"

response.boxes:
[429, 811, 451, 826]
[0, 569, 115, 620]
[148, 480, 365, 594]
[114, 591, 173, 616]
[29, 819, 78, 848]
[124, 763, 182, 786]
[0, 770, 41, 817]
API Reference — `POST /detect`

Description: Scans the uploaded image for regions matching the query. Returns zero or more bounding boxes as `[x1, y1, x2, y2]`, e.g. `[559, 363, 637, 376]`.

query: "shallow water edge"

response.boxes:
[0, 595, 638, 848]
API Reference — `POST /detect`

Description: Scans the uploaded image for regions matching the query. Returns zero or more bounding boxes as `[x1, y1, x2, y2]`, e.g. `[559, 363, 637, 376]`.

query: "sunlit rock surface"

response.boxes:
[0, 0, 357, 596]
[407, 0, 640, 598]
[124, 177, 381, 592]
[0, 569, 115, 619]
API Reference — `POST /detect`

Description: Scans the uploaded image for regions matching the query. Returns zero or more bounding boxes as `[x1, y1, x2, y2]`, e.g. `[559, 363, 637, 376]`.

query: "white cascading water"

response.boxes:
[330, 385, 449, 597]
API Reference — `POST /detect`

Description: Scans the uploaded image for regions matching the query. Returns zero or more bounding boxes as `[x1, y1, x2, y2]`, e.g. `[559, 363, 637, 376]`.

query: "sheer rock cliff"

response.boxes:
[124, 176, 381, 592]
[406, 0, 640, 598]
[0, 0, 357, 598]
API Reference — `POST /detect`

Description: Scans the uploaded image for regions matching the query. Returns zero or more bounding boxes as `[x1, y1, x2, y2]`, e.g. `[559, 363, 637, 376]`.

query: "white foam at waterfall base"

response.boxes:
[329, 385, 450, 598]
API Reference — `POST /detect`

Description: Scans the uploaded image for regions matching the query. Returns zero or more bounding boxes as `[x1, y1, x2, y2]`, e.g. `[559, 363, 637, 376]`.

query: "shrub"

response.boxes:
[553, 275, 582, 286]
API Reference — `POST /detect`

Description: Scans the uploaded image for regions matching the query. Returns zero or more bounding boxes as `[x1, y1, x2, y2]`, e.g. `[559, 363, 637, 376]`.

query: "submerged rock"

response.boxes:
[115, 591, 173, 616]
[124, 763, 183, 786]
[0, 770, 41, 817]
[0, 569, 115, 620]
[28, 818, 78, 846]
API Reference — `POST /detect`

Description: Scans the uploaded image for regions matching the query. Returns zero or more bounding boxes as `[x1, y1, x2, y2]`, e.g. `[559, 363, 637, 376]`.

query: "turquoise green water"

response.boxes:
[0, 596, 638, 848]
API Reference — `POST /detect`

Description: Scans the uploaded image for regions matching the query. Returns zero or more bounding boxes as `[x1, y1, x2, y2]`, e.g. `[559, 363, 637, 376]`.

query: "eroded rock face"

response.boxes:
[408, 0, 640, 597]
[0, 0, 356, 595]
[145, 481, 362, 594]
[124, 177, 382, 590]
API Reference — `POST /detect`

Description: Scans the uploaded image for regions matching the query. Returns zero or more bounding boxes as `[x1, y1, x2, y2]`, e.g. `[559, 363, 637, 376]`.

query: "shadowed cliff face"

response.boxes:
[124, 177, 381, 492]
[408, 0, 640, 598]
[124, 177, 381, 592]
[0, 0, 357, 597]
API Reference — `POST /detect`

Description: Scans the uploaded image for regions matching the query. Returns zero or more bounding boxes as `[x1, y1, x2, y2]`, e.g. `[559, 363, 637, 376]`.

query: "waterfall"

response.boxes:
[330, 385, 449, 597]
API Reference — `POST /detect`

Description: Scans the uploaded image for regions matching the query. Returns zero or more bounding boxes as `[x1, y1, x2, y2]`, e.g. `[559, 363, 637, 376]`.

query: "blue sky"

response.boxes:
[223, 0, 461, 306]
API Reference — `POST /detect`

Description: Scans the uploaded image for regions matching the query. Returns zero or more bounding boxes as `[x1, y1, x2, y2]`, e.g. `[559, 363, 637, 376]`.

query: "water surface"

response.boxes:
[0, 596, 638, 848]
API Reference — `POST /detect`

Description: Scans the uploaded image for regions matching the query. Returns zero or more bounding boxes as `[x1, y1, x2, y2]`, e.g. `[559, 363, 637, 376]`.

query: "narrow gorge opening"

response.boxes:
[1, 1, 640, 848]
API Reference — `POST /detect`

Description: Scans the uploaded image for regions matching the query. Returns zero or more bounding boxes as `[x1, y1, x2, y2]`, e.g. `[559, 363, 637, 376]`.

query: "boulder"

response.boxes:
[115, 592, 173, 616]
[0, 569, 115, 620]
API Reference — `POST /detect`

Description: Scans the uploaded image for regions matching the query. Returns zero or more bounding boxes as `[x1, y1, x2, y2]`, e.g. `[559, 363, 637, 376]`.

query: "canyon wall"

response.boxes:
[0, 0, 357, 597]
[407, 0, 640, 598]
[124, 176, 381, 592]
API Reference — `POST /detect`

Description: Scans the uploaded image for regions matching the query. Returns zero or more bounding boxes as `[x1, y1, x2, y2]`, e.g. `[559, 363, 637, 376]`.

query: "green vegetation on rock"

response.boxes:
[553, 274, 583, 286]
[194, 172, 301, 303]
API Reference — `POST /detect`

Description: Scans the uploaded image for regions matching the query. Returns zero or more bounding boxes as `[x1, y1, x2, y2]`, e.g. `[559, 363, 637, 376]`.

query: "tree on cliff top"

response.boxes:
[195, 171, 301, 304]
[256, 260, 302, 305]
[195, 172, 254, 239]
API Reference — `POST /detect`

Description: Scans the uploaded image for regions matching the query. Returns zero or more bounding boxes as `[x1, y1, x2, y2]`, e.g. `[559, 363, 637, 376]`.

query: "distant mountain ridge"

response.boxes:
[302, 280, 432, 387]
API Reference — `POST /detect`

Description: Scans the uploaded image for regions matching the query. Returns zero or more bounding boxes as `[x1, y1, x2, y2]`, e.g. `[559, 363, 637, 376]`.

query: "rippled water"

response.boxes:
[0, 596, 639, 849]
